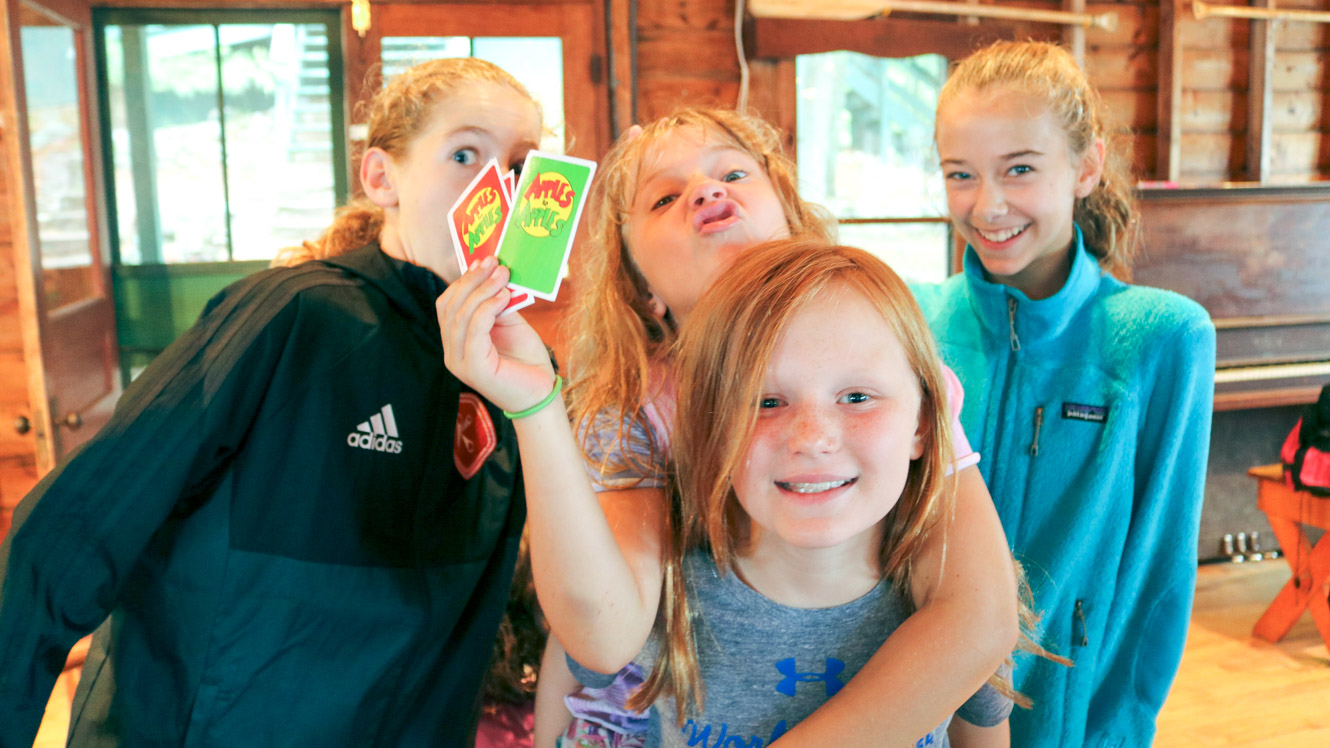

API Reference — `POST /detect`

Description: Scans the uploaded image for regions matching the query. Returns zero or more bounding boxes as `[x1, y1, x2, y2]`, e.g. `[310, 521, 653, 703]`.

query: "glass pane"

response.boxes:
[473, 38, 564, 153]
[796, 51, 948, 222]
[102, 25, 141, 264]
[836, 222, 951, 284]
[21, 19, 96, 309]
[132, 24, 230, 263]
[222, 23, 338, 260]
[105, 21, 343, 265]
[380, 36, 565, 153]
[380, 36, 469, 80]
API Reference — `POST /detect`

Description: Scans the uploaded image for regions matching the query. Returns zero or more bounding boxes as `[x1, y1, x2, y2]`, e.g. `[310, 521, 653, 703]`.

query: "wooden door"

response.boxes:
[346, 2, 606, 164]
[343, 2, 609, 363]
[0, 0, 118, 488]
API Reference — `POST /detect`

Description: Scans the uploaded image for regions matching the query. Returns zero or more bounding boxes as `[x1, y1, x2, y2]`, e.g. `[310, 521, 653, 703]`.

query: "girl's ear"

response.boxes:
[911, 425, 927, 460]
[1074, 137, 1106, 199]
[361, 147, 398, 208]
[910, 407, 928, 461]
[646, 292, 668, 320]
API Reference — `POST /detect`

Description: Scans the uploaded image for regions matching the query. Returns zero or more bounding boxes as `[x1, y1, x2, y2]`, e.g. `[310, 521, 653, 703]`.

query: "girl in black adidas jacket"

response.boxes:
[0, 58, 541, 747]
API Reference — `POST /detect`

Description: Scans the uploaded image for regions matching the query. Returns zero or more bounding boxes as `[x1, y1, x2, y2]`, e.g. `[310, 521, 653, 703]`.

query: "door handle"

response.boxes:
[61, 412, 83, 430]
[14, 415, 30, 435]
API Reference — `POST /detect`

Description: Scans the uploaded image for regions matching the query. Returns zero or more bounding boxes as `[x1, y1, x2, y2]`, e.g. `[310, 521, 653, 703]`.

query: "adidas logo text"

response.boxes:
[347, 404, 404, 454]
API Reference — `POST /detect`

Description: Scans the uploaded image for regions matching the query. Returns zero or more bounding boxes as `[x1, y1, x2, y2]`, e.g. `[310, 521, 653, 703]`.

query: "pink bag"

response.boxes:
[1281, 383, 1330, 497]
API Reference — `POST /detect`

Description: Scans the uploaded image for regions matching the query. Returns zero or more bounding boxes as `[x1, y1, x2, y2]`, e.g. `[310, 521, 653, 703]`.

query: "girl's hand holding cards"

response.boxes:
[437, 256, 556, 415]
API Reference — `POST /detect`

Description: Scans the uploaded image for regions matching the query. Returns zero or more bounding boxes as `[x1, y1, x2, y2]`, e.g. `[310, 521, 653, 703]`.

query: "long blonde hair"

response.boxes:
[937, 40, 1138, 278]
[271, 58, 536, 267]
[565, 108, 835, 479]
[631, 239, 955, 721]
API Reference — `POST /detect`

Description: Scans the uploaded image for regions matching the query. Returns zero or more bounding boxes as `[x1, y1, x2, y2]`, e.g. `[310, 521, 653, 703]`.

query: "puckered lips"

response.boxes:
[972, 222, 1029, 249]
[693, 200, 741, 234]
[774, 474, 858, 501]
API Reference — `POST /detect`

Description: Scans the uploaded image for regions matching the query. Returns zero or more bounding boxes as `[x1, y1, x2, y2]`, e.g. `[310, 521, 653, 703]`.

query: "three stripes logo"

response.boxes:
[347, 404, 404, 454]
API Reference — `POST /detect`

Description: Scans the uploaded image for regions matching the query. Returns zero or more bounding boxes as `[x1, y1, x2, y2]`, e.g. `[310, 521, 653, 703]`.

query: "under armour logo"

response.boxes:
[775, 657, 845, 697]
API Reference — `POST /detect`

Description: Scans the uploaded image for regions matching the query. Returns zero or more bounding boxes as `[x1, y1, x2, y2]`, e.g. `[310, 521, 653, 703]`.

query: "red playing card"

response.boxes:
[501, 289, 533, 316]
[448, 160, 512, 275]
[503, 170, 516, 202]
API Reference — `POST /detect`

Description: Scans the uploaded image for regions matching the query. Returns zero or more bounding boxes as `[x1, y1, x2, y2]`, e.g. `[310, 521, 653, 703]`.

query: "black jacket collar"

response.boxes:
[320, 243, 447, 332]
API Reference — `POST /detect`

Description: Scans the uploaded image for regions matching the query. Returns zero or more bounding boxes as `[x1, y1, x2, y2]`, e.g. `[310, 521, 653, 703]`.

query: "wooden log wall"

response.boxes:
[633, 0, 1330, 185]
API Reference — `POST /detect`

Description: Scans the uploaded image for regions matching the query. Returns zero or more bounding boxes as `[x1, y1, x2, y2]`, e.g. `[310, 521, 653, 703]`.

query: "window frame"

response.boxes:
[92, 6, 349, 266]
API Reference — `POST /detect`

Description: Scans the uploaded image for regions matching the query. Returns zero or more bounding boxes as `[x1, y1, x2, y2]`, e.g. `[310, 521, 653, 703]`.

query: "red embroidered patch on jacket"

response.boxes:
[455, 393, 497, 480]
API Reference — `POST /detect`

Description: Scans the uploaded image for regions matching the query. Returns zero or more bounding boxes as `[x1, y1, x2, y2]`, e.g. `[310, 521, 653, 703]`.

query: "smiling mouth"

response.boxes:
[775, 477, 857, 494]
[976, 224, 1028, 243]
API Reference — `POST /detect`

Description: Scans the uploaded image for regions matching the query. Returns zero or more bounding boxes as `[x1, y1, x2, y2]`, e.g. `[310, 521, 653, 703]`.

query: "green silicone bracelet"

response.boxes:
[503, 375, 564, 419]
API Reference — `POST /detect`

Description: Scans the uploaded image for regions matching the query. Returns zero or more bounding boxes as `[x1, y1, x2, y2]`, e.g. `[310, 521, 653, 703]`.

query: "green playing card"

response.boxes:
[494, 151, 597, 300]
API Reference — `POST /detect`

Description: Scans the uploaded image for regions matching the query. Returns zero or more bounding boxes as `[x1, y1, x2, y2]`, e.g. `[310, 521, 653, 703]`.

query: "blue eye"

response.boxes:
[945, 170, 972, 181]
[652, 194, 678, 210]
[841, 392, 871, 404]
[452, 148, 479, 165]
[759, 396, 781, 409]
[1009, 164, 1033, 176]
[723, 170, 747, 183]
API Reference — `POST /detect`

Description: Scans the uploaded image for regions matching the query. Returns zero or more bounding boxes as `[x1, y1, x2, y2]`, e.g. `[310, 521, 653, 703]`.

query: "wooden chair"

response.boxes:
[1248, 464, 1330, 653]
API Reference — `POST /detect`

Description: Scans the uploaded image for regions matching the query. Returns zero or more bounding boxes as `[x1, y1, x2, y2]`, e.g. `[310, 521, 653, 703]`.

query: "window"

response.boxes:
[378, 35, 565, 153]
[796, 51, 952, 283]
[96, 9, 348, 265]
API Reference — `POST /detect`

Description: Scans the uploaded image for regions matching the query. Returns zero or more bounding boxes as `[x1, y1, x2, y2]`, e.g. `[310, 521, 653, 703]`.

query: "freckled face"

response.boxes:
[936, 89, 1101, 299]
[624, 127, 790, 323]
[380, 81, 541, 282]
[731, 287, 925, 557]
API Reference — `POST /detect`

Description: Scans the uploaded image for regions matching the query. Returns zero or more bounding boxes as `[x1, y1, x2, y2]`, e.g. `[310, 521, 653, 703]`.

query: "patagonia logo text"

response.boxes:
[1062, 402, 1109, 423]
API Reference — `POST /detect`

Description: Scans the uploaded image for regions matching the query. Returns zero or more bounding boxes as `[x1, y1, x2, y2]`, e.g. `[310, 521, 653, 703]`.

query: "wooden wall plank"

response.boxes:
[1247, 3, 1276, 181]
[746, 58, 796, 156]
[1128, 132, 1158, 177]
[637, 29, 736, 79]
[1181, 90, 1243, 132]
[745, 15, 1060, 61]
[1179, 132, 1244, 180]
[1181, 14, 1247, 49]
[1086, 2, 1154, 47]
[1273, 52, 1329, 90]
[1158, 0, 1182, 181]
[1184, 47, 1247, 92]
[1101, 88, 1157, 131]
[637, 0, 730, 31]
[1271, 91, 1322, 131]
[637, 76, 739, 120]
[608, 0, 636, 134]
[1086, 48, 1156, 90]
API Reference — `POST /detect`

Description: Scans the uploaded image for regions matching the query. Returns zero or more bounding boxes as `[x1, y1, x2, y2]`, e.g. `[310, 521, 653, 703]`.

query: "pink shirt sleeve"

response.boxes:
[943, 363, 981, 474]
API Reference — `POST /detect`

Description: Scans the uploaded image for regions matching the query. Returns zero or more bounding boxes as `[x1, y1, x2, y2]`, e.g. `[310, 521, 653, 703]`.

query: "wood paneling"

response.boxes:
[744, 15, 1060, 60]
[637, 0, 730, 31]
[637, 76, 739, 120]
[637, 29, 736, 79]
[1086, 48, 1157, 90]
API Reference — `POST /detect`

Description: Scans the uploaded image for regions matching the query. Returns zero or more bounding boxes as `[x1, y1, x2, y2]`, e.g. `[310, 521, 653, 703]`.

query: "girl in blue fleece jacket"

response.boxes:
[916, 41, 1216, 747]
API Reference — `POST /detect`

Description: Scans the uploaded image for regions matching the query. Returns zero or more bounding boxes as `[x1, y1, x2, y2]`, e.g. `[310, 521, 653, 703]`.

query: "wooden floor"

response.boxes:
[31, 561, 1330, 746]
[1155, 561, 1330, 747]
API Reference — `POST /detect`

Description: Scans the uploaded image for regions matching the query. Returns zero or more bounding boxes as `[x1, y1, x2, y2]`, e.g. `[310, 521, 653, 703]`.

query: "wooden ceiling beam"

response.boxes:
[743, 14, 1058, 61]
